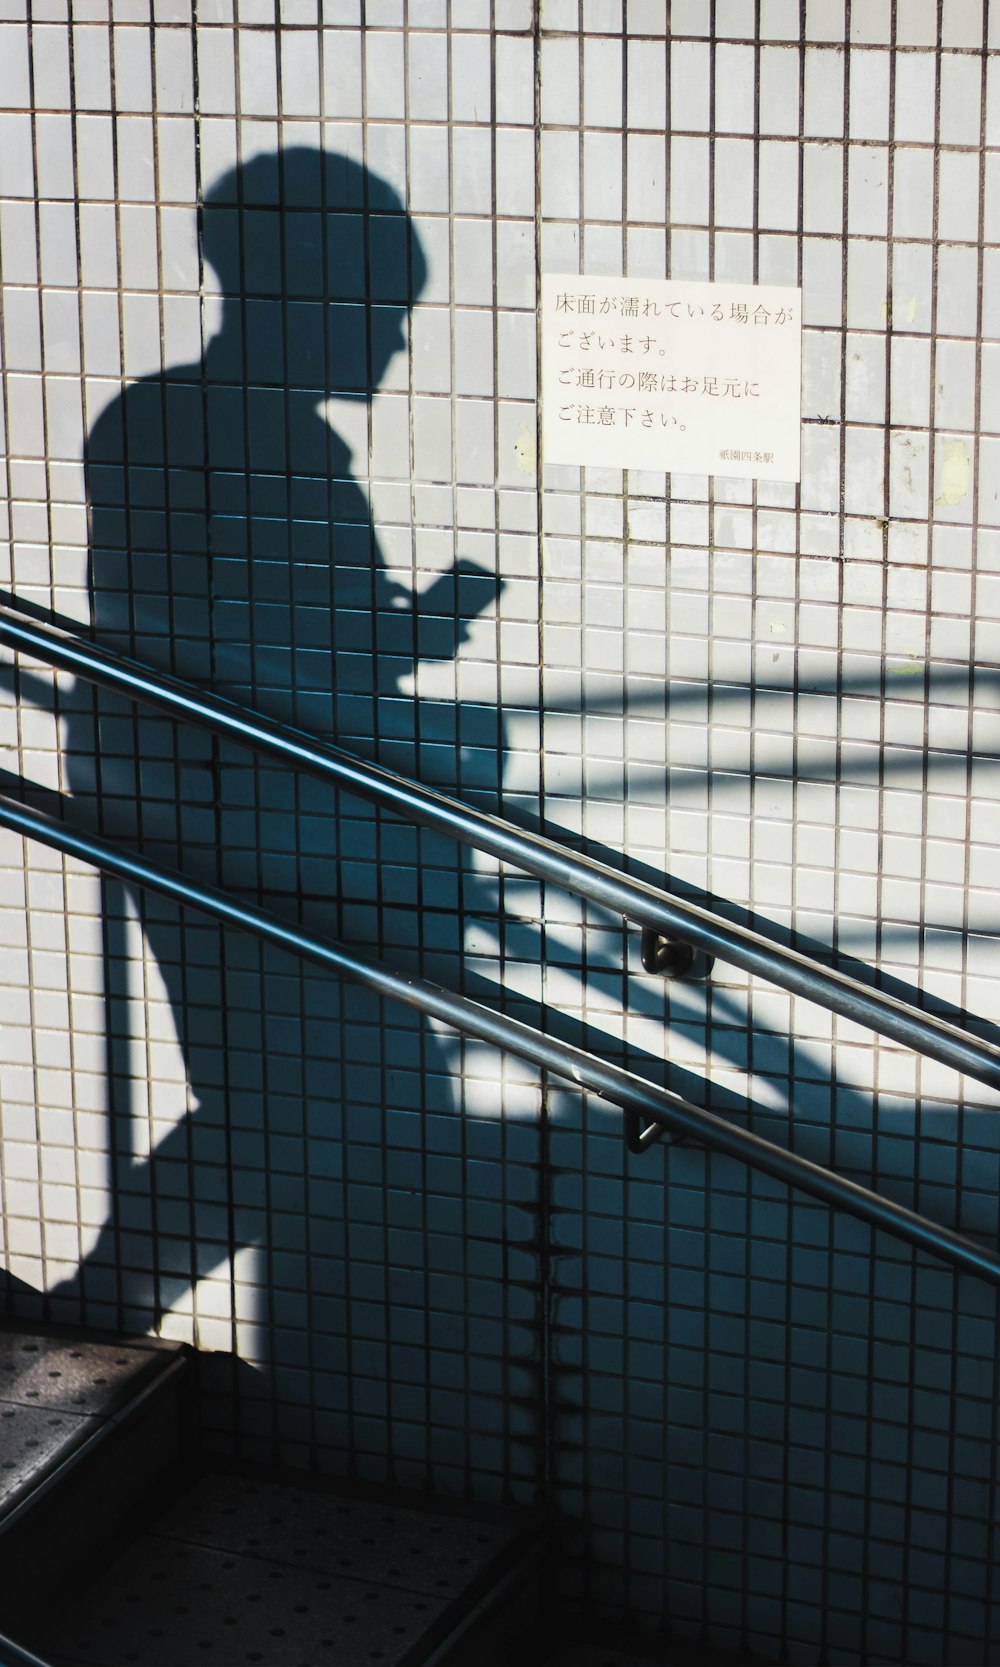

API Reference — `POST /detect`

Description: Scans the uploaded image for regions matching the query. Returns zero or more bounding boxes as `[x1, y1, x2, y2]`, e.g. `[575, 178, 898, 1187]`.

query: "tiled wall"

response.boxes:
[2, 3, 1000, 1661]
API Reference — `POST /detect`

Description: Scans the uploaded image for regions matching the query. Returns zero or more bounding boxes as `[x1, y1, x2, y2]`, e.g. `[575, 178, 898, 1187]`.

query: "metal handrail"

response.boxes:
[1, 596, 999, 1093]
[1, 787, 999, 1286]
[0, 1629, 56, 1666]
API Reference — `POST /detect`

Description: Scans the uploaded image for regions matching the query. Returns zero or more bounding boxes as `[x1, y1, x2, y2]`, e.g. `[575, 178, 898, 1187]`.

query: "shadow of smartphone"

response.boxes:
[416, 559, 503, 660]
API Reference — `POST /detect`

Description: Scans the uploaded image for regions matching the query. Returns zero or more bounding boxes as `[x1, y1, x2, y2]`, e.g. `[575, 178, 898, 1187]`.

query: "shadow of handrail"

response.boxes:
[1, 778, 999, 1290]
[1, 595, 998, 1093]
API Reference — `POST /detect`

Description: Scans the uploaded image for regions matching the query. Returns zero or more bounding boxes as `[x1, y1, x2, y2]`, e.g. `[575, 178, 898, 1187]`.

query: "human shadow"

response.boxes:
[42, 147, 501, 1370]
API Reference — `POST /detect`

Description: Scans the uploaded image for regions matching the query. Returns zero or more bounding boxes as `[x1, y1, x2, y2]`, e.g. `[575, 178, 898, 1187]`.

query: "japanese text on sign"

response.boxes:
[540, 275, 802, 483]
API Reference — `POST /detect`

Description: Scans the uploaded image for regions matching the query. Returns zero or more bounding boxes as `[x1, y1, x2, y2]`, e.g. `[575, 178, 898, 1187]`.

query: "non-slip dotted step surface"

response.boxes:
[40, 1535, 452, 1667]
[0, 1334, 160, 1417]
[35, 1470, 530, 1667]
[0, 1329, 176, 1517]
[0, 1402, 94, 1502]
[154, 1471, 513, 1597]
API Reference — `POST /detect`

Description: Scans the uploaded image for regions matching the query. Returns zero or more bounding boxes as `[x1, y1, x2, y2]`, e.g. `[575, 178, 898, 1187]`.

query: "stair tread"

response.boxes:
[33, 1469, 537, 1667]
[0, 1328, 183, 1522]
[154, 1468, 516, 1591]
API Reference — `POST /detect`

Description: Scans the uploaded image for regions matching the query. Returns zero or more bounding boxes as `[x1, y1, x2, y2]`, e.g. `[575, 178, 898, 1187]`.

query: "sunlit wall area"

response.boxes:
[2, 5, 1000, 1662]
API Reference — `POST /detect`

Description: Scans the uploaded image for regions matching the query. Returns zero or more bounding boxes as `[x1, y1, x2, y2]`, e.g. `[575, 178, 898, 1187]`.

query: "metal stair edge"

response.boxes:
[418, 1527, 551, 1667]
[1, 1340, 194, 1641]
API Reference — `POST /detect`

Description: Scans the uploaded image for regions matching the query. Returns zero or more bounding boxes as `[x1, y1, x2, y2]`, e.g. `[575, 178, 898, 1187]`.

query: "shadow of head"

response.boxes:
[200, 146, 429, 399]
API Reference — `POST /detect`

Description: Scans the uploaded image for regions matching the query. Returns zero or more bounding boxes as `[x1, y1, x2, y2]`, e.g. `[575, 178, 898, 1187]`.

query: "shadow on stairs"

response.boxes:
[0, 1319, 546, 1667]
[0, 1319, 765, 1667]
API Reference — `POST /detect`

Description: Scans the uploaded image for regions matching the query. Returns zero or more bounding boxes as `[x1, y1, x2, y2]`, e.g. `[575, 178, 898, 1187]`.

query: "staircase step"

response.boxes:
[0, 1325, 191, 1640]
[27, 1468, 547, 1667]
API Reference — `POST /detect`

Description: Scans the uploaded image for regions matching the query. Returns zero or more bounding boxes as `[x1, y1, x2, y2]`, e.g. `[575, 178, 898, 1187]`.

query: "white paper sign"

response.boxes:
[541, 275, 802, 482]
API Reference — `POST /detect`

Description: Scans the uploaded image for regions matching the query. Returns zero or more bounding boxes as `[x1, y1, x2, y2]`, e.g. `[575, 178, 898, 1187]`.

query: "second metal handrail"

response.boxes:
[2, 596, 998, 1093]
[1, 788, 999, 1287]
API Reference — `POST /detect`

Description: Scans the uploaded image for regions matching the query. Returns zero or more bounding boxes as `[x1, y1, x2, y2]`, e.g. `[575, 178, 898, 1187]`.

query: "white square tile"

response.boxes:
[625, 132, 665, 225]
[408, 124, 449, 213]
[583, 35, 621, 128]
[279, 31, 320, 115]
[0, 112, 34, 194]
[0, 203, 38, 282]
[625, 0, 664, 32]
[935, 244, 979, 337]
[889, 335, 931, 428]
[843, 331, 886, 422]
[31, 23, 71, 104]
[494, 0, 534, 28]
[934, 339, 977, 432]
[582, 130, 622, 221]
[452, 218, 494, 305]
[540, 35, 578, 126]
[803, 44, 845, 137]
[496, 127, 535, 217]
[759, 44, 800, 136]
[582, 0, 621, 29]
[892, 149, 934, 241]
[714, 42, 755, 132]
[669, 135, 709, 226]
[846, 237, 888, 330]
[986, 56, 1000, 146]
[321, 27, 362, 115]
[932, 432, 975, 525]
[38, 201, 79, 285]
[980, 246, 1000, 338]
[847, 144, 888, 236]
[35, 112, 76, 197]
[753, 139, 800, 233]
[761, 0, 801, 39]
[713, 137, 754, 228]
[155, 25, 194, 111]
[495, 33, 533, 125]
[581, 220, 622, 271]
[453, 124, 494, 214]
[539, 0, 577, 27]
[888, 429, 930, 520]
[896, 0, 937, 46]
[805, 0, 844, 40]
[938, 151, 983, 246]
[450, 30, 491, 124]
[41, 290, 81, 374]
[667, 0, 711, 36]
[408, 0, 447, 23]
[893, 51, 937, 143]
[363, 29, 403, 121]
[625, 36, 665, 129]
[848, 47, 889, 139]
[939, 53, 983, 148]
[942, 0, 984, 49]
[0, 290, 42, 372]
[802, 142, 843, 234]
[670, 39, 710, 131]
[113, 21, 154, 109]
[119, 202, 159, 287]
[850, 0, 890, 43]
[841, 425, 884, 517]
[157, 117, 197, 200]
[407, 29, 447, 122]
[887, 241, 931, 334]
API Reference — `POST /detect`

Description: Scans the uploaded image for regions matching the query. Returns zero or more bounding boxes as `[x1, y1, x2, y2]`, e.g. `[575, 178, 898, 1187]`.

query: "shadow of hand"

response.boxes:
[415, 559, 502, 660]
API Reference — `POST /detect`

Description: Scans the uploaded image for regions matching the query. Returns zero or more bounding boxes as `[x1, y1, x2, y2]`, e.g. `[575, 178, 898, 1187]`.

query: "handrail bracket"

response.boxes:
[623, 1106, 670, 1154]
[640, 926, 714, 982]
